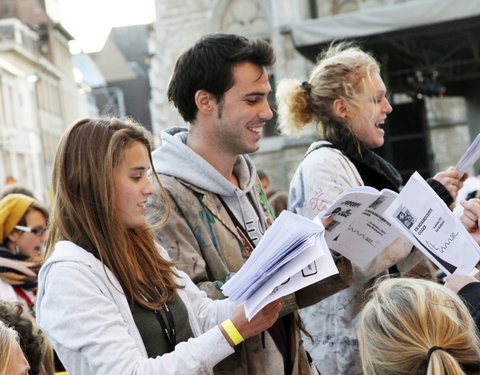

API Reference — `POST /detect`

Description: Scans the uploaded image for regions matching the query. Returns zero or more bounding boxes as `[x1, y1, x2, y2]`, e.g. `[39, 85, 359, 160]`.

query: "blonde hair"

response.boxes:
[276, 42, 380, 141]
[358, 278, 480, 375]
[46, 117, 181, 310]
[0, 320, 20, 375]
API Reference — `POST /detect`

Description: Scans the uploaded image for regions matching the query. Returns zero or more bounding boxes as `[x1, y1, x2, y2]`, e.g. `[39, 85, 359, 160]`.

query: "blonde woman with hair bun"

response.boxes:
[276, 42, 464, 374]
[358, 277, 480, 375]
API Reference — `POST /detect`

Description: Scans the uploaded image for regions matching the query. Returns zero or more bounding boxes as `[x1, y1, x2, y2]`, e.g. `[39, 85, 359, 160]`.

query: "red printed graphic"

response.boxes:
[309, 189, 328, 212]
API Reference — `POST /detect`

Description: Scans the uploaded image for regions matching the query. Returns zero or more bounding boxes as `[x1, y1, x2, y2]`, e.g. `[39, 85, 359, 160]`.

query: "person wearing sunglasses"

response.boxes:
[0, 193, 49, 310]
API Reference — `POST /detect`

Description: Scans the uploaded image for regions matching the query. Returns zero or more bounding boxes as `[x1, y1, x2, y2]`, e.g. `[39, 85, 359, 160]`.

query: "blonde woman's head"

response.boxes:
[359, 277, 480, 375]
[276, 42, 389, 147]
[0, 320, 30, 375]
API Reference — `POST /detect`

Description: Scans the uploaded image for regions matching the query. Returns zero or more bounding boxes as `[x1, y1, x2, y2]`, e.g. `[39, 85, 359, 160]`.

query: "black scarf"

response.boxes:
[329, 127, 403, 192]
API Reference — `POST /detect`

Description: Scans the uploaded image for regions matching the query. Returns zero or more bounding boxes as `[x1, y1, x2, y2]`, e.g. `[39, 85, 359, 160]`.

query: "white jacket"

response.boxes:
[36, 241, 236, 375]
[289, 141, 421, 375]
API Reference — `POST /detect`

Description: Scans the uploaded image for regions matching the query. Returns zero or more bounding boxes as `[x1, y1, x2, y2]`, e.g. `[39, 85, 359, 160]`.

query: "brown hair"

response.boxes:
[46, 117, 180, 310]
[359, 277, 480, 375]
[276, 42, 380, 142]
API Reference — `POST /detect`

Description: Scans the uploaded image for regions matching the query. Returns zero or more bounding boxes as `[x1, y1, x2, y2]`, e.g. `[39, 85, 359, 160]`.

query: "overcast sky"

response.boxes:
[57, 0, 155, 53]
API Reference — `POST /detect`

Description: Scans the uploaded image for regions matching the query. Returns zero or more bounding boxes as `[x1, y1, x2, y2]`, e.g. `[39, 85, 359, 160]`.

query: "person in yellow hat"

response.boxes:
[0, 194, 49, 310]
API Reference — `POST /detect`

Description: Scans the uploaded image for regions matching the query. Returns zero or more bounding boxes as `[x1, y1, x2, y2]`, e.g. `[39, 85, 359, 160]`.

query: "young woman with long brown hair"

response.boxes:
[36, 117, 280, 374]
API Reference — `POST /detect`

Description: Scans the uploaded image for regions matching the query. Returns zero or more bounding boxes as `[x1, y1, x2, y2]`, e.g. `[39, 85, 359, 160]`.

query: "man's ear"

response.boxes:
[194, 90, 214, 114]
[332, 98, 348, 119]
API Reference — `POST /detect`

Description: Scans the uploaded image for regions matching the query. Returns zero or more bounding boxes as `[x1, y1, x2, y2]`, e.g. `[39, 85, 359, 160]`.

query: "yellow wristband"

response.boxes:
[221, 319, 244, 346]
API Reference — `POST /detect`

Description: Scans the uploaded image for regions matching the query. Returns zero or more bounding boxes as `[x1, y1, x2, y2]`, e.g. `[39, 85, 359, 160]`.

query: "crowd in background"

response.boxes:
[1, 33, 480, 375]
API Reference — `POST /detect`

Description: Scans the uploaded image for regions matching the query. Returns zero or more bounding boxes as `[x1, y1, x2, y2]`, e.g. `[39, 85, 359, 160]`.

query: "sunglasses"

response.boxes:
[15, 225, 47, 236]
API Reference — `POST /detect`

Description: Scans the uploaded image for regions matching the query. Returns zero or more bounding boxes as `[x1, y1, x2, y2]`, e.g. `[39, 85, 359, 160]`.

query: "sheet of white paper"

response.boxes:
[384, 172, 480, 275]
[240, 236, 316, 300]
[245, 244, 338, 319]
[222, 211, 328, 300]
[244, 234, 333, 319]
[456, 133, 480, 174]
[328, 189, 399, 268]
[316, 187, 399, 268]
[320, 187, 383, 242]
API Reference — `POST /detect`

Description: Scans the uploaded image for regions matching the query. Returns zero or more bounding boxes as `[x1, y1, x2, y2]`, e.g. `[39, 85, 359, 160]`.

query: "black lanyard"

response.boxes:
[140, 288, 177, 352]
[153, 303, 176, 352]
[217, 196, 255, 257]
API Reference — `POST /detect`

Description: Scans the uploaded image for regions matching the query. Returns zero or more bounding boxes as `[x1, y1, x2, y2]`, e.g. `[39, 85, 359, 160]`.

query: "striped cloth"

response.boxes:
[0, 248, 40, 290]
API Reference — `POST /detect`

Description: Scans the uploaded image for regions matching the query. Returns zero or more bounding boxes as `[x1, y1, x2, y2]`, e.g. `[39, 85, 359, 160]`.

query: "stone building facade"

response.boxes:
[0, 0, 81, 202]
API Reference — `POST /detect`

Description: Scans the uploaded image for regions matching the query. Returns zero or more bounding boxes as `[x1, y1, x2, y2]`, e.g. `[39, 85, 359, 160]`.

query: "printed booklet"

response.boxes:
[320, 172, 480, 275]
[221, 210, 338, 320]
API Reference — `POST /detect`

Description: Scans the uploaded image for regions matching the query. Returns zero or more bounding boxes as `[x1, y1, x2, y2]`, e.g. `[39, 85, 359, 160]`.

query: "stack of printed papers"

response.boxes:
[221, 210, 338, 320]
[318, 172, 480, 276]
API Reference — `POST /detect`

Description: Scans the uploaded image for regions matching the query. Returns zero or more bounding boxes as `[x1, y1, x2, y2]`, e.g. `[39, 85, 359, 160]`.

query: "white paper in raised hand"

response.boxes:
[221, 210, 338, 320]
[384, 172, 480, 275]
[456, 133, 480, 174]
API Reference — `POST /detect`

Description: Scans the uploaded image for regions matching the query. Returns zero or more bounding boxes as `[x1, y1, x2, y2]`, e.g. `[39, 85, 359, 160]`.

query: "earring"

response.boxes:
[14, 245, 20, 255]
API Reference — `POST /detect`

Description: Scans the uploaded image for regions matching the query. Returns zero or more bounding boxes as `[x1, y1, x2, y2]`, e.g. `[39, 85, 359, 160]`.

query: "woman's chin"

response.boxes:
[371, 136, 385, 149]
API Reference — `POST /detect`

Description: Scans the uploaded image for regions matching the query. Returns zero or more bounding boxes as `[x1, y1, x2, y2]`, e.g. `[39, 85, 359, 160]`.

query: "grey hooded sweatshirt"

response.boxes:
[152, 126, 267, 245]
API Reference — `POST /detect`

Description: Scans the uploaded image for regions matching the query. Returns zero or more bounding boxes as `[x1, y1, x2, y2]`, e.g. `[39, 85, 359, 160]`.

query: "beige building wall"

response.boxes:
[0, 15, 79, 202]
[0, 1, 84, 201]
[0, 19, 52, 201]
[50, 25, 81, 125]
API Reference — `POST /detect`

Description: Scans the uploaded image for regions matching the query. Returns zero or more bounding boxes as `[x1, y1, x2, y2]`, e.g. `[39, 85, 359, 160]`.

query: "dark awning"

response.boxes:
[291, 0, 480, 95]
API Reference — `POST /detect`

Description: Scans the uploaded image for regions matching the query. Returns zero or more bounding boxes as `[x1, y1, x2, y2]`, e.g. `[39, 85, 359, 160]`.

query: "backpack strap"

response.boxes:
[304, 142, 335, 158]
